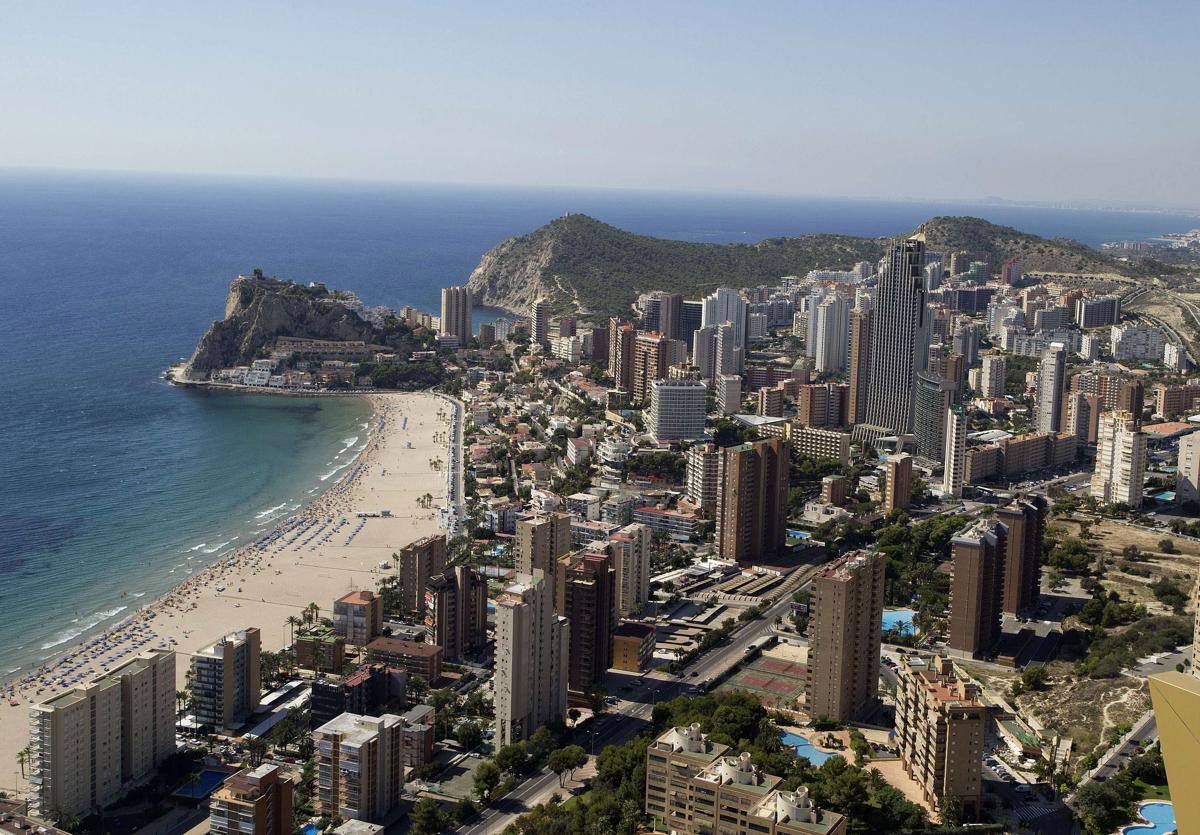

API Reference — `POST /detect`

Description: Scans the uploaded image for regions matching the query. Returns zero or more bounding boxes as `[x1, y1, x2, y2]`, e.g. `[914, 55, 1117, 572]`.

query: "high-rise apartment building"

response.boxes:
[647, 378, 707, 442]
[631, 332, 676, 404]
[979, 354, 1006, 398]
[692, 324, 717, 380]
[996, 496, 1046, 617]
[314, 713, 407, 823]
[847, 308, 872, 425]
[1177, 431, 1200, 506]
[1118, 379, 1145, 423]
[333, 590, 384, 647]
[863, 239, 930, 434]
[1066, 391, 1103, 445]
[685, 442, 721, 516]
[942, 405, 967, 498]
[644, 726, 847, 835]
[700, 287, 748, 349]
[655, 292, 684, 341]
[681, 299, 703, 351]
[395, 534, 447, 615]
[558, 550, 615, 696]
[715, 373, 742, 415]
[424, 564, 488, 660]
[715, 321, 744, 377]
[882, 453, 912, 514]
[438, 286, 472, 344]
[494, 570, 568, 745]
[812, 294, 850, 373]
[609, 522, 652, 616]
[715, 438, 789, 562]
[516, 512, 572, 604]
[30, 649, 175, 817]
[914, 373, 955, 462]
[947, 520, 1006, 659]
[1035, 342, 1067, 434]
[895, 656, 986, 820]
[531, 298, 552, 347]
[608, 320, 636, 392]
[1090, 410, 1147, 508]
[796, 383, 847, 428]
[806, 551, 885, 722]
[191, 628, 261, 731]
[209, 764, 295, 835]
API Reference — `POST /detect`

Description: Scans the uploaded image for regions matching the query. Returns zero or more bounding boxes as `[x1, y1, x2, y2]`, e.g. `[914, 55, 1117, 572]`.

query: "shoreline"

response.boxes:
[0, 389, 452, 798]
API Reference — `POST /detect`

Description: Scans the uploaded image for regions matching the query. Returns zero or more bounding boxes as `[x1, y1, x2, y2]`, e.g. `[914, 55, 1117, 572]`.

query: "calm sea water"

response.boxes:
[1, 170, 1196, 675]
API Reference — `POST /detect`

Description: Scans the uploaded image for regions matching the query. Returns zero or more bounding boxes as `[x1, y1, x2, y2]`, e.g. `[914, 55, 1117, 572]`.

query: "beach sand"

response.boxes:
[0, 391, 451, 798]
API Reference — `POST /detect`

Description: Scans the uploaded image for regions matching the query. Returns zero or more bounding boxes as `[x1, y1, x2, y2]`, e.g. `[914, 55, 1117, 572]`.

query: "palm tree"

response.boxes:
[16, 746, 29, 779]
[305, 602, 320, 624]
[285, 615, 303, 646]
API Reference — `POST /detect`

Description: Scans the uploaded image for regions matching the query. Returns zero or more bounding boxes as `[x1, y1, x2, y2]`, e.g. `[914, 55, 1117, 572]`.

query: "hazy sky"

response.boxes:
[3, 1, 1197, 204]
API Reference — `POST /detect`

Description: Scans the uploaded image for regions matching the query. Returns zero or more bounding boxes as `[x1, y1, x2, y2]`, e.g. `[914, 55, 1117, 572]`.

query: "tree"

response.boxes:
[16, 746, 29, 779]
[455, 720, 483, 752]
[586, 685, 608, 716]
[474, 759, 502, 802]
[527, 725, 556, 764]
[547, 745, 588, 787]
[1158, 538, 1177, 554]
[409, 796, 447, 835]
[495, 743, 530, 776]
[452, 797, 478, 824]
[286, 614, 304, 646]
[247, 735, 268, 768]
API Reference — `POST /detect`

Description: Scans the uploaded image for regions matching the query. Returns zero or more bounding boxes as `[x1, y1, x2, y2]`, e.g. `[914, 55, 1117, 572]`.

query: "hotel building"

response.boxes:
[191, 628, 261, 732]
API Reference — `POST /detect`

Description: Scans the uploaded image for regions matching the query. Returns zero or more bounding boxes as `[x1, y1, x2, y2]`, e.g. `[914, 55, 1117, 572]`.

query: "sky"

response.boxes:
[2, 1, 1198, 205]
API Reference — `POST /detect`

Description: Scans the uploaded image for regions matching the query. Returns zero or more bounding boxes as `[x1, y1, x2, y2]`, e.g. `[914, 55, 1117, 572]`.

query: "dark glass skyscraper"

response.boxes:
[863, 239, 931, 434]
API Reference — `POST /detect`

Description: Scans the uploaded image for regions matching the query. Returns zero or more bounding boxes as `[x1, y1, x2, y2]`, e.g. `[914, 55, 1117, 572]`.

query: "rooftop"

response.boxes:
[366, 637, 442, 657]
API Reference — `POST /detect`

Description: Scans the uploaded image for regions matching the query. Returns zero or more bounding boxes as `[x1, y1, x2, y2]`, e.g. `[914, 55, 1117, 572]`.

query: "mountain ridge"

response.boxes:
[466, 213, 1144, 316]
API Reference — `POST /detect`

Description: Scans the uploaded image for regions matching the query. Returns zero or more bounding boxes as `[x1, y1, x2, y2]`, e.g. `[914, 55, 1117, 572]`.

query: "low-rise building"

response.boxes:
[333, 590, 384, 646]
[644, 726, 847, 835]
[365, 637, 443, 681]
[612, 621, 656, 672]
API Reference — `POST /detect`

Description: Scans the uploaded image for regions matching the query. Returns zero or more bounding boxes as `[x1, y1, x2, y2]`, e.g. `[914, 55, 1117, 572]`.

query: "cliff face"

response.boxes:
[466, 225, 563, 315]
[186, 276, 379, 372]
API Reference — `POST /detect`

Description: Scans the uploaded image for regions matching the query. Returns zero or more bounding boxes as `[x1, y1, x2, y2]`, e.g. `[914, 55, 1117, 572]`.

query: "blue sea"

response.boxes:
[1, 170, 1197, 676]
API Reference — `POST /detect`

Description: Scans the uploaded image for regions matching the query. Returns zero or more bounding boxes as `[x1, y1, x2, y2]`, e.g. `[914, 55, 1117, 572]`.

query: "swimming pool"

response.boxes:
[171, 769, 229, 799]
[780, 731, 835, 765]
[302, 824, 320, 835]
[1123, 801, 1176, 835]
[882, 608, 916, 635]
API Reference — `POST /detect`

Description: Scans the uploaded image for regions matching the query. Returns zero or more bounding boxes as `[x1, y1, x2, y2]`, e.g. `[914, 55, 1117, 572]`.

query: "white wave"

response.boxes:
[188, 543, 207, 551]
[202, 538, 237, 554]
[319, 462, 351, 481]
[255, 502, 289, 520]
[342, 436, 359, 448]
[40, 607, 128, 650]
[130, 592, 146, 598]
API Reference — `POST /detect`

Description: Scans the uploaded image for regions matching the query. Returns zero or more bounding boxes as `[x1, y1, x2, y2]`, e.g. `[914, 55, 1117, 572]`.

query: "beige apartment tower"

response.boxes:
[882, 453, 912, 514]
[439, 285, 473, 344]
[1090, 409, 1147, 508]
[314, 712, 406, 823]
[191, 628, 261, 731]
[395, 534, 447, 615]
[609, 522, 652, 616]
[805, 550, 885, 722]
[30, 649, 176, 817]
[894, 656, 986, 820]
[516, 512, 572, 607]
[493, 570, 568, 745]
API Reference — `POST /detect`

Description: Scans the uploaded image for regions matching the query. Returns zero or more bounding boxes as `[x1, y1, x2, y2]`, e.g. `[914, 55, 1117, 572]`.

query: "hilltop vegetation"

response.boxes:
[466, 213, 1147, 317]
[467, 214, 885, 316]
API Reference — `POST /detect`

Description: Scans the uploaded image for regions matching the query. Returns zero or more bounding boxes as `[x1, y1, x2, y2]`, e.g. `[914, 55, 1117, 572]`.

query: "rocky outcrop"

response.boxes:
[185, 275, 379, 373]
[465, 223, 564, 315]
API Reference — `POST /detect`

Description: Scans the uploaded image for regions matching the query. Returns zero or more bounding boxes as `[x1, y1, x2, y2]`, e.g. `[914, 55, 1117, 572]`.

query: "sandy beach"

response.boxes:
[0, 391, 451, 797]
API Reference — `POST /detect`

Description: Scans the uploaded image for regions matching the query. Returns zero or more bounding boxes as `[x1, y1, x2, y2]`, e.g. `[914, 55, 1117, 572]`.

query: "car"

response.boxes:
[689, 671, 699, 677]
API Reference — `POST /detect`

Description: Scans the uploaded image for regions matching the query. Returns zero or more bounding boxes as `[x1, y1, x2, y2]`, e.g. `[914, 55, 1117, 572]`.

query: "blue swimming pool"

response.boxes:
[302, 824, 320, 835]
[882, 608, 916, 635]
[787, 529, 811, 540]
[780, 731, 835, 765]
[1123, 801, 1176, 835]
[172, 769, 229, 799]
